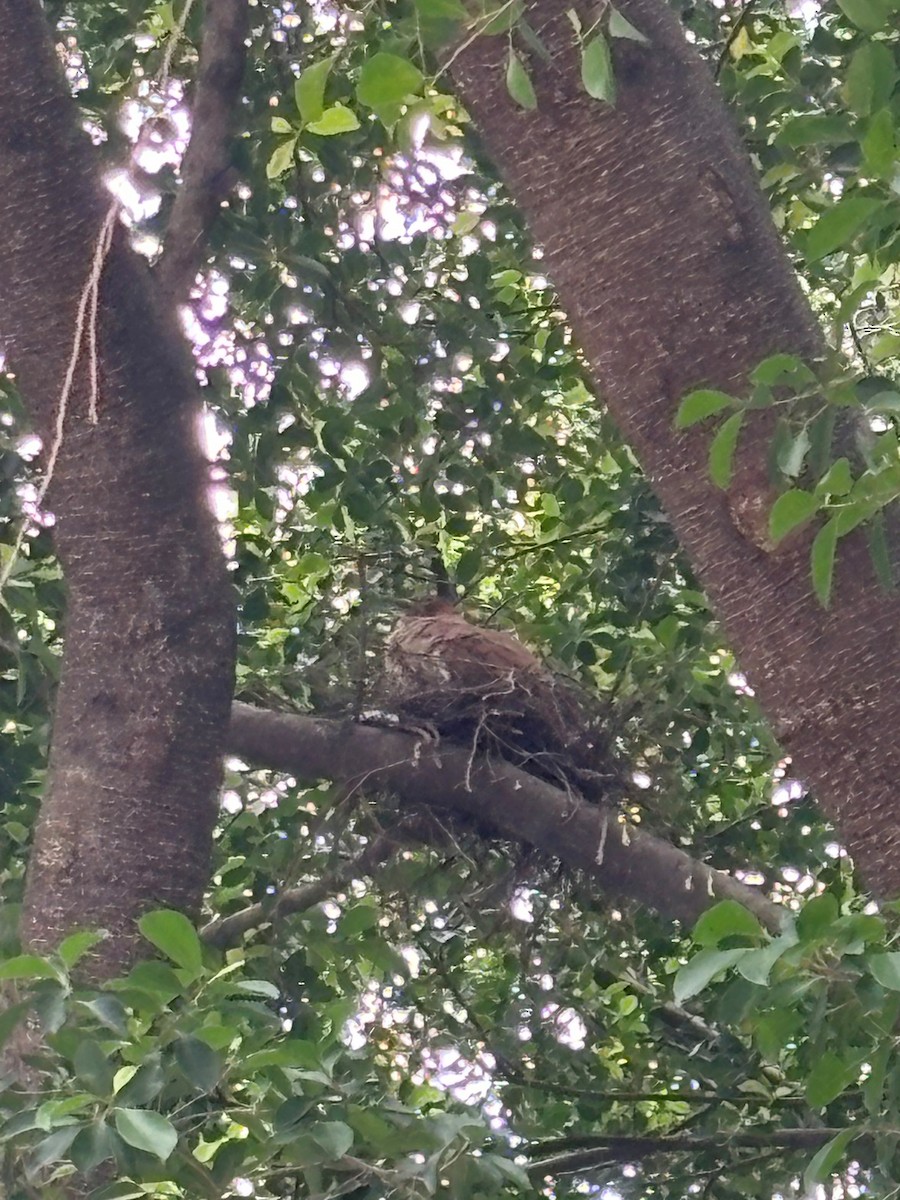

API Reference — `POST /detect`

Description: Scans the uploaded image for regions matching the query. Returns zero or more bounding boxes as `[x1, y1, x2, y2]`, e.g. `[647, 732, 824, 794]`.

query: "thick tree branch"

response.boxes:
[157, 0, 249, 305]
[228, 703, 783, 931]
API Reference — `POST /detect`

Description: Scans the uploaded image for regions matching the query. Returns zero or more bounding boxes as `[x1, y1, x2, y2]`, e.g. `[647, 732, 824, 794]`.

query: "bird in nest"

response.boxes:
[382, 596, 621, 802]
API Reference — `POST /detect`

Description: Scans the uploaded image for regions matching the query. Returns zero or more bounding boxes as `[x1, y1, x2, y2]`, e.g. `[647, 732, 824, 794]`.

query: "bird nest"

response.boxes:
[380, 601, 624, 804]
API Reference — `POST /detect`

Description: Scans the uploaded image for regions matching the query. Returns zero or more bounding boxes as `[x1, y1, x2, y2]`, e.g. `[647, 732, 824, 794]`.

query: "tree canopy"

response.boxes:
[2, 0, 900, 1197]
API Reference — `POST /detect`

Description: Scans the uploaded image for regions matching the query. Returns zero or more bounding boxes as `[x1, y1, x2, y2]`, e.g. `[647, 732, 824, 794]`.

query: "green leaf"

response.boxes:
[608, 6, 649, 43]
[708, 411, 743, 488]
[0, 953, 63, 982]
[796, 892, 838, 940]
[506, 50, 537, 110]
[867, 513, 894, 590]
[803, 196, 882, 263]
[837, 0, 896, 34]
[737, 931, 797, 986]
[778, 428, 810, 479]
[296, 551, 331, 577]
[455, 548, 481, 585]
[414, 0, 467, 20]
[750, 353, 813, 386]
[673, 947, 747, 1005]
[480, 0, 524, 34]
[114, 1061, 164, 1108]
[805, 1128, 857, 1189]
[862, 109, 896, 178]
[114, 1108, 178, 1161]
[0, 1001, 29, 1050]
[675, 389, 735, 428]
[805, 1051, 857, 1108]
[70, 1120, 123, 1173]
[267, 137, 297, 179]
[174, 1036, 222, 1092]
[309, 1120, 355, 1159]
[861, 389, 900, 414]
[811, 518, 839, 607]
[295, 57, 334, 125]
[769, 489, 817, 544]
[307, 104, 361, 136]
[271, 116, 294, 134]
[581, 34, 615, 104]
[138, 909, 203, 976]
[57, 930, 105, 969]
[112, 960, 184, 1005]
[78, 994, 129, 1036]
[863, 1042, 893, 1116]
[776, 113, 854, 148]
[693, 900, 764, 948]
[26, 1126, 80, 1179]
[518, 20, 552, 63]
[73, 1039, 114, 1097]
[815, 458, 852, 498]
[844, 42, 896, 117]
[274, 1096, 316, 1137]
[833, 499, 872, 537]
[338, 904, 379, 937]
[357, 53, 423, 117]
[868, 951, 900, 990]
[228, 977, 282, 999]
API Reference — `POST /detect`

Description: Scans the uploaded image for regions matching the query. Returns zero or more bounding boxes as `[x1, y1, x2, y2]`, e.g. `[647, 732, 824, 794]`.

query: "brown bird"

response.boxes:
[384, 597, 617, 798]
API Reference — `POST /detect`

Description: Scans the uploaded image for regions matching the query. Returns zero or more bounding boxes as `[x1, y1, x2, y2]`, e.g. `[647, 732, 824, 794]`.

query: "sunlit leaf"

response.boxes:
[769, 489, 817, 544]
[506, 50, 537, 110]
[114, 1108, 178, 1161]
[357, 53, 424, 117]
[811, 518, 839, 608]
[138, 910, 203, 976]
[295, 57, 335, 125]
[266, 137, 297, 179]
[675, 389, 735, 427]
[803, 196, 882, 262]
[673, 947, 747, 1005]
[581, 34, 615, 104]
[307, 104, 361, 136]
[708, 410, 743, 488]
[608, 6, 649, 43]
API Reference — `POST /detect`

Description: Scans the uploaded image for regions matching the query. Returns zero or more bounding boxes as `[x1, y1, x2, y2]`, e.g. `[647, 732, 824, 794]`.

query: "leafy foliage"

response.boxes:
[1, 0, 899, 1198]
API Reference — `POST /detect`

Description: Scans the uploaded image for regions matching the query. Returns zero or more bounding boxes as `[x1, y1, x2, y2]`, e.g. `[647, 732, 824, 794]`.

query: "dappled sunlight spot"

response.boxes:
[220, 791, 243, 815]
[542, 1003, 587, 1051]
[105, 168, 160, 224]
[771, 779, 806, 807]
[510, 887, 534, 923]
[736, 869, 766, 887]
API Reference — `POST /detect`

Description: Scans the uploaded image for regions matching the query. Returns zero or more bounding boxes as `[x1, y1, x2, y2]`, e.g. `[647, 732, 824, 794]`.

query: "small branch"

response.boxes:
[228, 703, 784, 933]
[201, 829, 401, 948]
[503, 1071, 804, 1108]
[157, 0, 249, 305]
[528, 1127, 865, 1179]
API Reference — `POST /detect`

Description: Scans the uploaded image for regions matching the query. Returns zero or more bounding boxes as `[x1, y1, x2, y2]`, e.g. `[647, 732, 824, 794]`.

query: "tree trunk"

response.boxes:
[0, 1, 235, 974]
[451, 0, 900, 894]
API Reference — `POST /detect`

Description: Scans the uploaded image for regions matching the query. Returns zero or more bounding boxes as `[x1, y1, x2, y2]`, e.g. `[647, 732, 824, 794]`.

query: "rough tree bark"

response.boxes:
[0, 1, 235, 973]
[451, 0, 900, 894]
